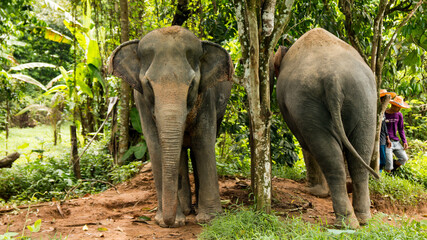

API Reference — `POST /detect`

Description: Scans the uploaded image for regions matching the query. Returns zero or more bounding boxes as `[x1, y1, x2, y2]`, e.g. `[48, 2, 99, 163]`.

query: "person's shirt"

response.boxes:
[379, 116, 389, 145]
[385, 111, 407, 144]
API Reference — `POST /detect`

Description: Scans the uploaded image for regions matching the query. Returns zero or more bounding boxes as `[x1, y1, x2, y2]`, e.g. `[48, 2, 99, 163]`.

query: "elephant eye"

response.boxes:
[189, 80, 195, 92]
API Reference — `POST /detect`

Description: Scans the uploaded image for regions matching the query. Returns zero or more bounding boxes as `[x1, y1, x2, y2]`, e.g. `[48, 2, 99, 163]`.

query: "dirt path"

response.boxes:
[1, 163, 426, 239]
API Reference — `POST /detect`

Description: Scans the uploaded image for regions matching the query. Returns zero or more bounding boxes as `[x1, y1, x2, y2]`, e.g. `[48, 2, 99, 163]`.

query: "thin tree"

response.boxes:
[117, 0, 131, 165]
[233, 0, 294, 213]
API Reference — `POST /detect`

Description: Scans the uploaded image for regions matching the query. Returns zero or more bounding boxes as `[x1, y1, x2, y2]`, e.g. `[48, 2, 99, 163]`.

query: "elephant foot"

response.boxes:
[196, 206, 222, 224]
[307, 184, 329, 198]
[334, 213, 360, 229]
[355, 211, 371, 225]
[196, 212, 216, 224]
[155, 211, 186, 228]
[181, 204, 192, 216]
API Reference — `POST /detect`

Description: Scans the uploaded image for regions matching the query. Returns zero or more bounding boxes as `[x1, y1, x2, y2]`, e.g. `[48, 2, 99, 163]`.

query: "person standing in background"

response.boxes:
[384, 95, 410, 172]
[379, 90, 395, 171]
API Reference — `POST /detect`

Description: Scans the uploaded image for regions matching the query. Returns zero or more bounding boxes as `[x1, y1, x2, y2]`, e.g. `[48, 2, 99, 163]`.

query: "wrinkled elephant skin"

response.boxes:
[109, 26, 233, 227]
[274, 28, 377, 228]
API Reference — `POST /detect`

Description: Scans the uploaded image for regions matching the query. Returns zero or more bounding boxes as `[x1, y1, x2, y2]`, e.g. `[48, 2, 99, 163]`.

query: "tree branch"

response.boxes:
[385, 0, 414, 14]
[261, 0, 276, 36]
[172, 0, 191, 26]
[0, 152, 20, 168]
[339, 0, 370, 64]
[371, 0, 390, 75]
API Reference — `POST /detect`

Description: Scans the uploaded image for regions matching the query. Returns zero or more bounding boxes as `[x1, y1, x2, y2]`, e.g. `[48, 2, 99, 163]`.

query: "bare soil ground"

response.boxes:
[1, 162, 426, 240]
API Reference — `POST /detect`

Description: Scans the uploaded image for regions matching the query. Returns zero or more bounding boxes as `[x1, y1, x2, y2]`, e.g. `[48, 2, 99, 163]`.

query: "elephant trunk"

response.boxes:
[156, 104, 186, 227]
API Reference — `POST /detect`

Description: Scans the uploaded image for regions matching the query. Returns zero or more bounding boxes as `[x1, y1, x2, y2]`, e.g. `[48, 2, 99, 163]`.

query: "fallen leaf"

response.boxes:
[97, 227, 108, 232]
[138, 215, 151, 221]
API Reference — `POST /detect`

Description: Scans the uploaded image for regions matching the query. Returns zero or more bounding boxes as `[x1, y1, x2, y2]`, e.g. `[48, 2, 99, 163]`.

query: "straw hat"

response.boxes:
[379, 89, 396, 98]
[390, 95, 410, 109]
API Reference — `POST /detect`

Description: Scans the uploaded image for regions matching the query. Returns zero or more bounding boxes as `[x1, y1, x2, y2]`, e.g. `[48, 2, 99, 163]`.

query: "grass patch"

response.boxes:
[369, 172, 426, 205]
[199, 209, 427, 239]
[0, 123, 71, 164]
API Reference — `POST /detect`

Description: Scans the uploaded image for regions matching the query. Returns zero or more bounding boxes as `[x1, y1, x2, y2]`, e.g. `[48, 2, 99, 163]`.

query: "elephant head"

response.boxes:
[108, 26, 232, 226]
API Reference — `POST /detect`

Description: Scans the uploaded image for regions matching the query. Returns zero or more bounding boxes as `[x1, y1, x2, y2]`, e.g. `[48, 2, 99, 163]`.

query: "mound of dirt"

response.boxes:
[1, 163, 426, 239]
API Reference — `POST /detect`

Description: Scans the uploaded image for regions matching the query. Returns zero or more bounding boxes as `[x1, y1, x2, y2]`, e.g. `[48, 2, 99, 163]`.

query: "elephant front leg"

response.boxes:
[178, 147, 192, 216]
[191, 130, 222, 223]
[303, 149, 329, 197]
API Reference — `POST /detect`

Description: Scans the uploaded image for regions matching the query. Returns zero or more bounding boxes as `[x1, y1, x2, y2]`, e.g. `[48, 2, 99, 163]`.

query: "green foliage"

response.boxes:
[392, 139, 427, 188]
[369, 172, 426, 205]
[401, 99, 427, 141]
[109, 161, 143, 184]
[0, 139, 142, 204]
[200, 209, 427, 239]
[272, 158, 306, 181]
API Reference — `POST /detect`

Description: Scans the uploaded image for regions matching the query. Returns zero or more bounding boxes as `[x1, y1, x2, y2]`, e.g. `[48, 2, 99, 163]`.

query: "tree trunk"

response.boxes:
[117, 0, 131, 165]
[235, 0, 294, 213]
[0, 152, 20, 168]
[5, 98, 10, 155]
[70, 125, 81, 179]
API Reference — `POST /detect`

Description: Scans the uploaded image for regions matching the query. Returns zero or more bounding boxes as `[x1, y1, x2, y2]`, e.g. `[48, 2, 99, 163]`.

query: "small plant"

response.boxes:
[0, 219, 40, 240]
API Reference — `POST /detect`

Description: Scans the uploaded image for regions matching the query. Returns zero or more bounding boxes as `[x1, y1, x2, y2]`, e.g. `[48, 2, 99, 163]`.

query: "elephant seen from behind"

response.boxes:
[273, 28, 379, 228]
[109, 26, 233, 227]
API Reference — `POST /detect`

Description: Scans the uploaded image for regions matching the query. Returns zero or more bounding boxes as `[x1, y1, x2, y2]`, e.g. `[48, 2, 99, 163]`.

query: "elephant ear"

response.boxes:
[108, 40, 143, 94]
[200, 41, 234, 93]
[273, 46, 288, 77]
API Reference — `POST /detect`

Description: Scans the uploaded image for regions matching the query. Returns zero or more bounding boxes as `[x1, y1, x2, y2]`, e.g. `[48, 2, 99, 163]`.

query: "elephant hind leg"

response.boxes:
[178, 147, 192, 216]
[346, 129, 374, 225]
[306, 134, 359, 229]
[302, 149, 329, 197]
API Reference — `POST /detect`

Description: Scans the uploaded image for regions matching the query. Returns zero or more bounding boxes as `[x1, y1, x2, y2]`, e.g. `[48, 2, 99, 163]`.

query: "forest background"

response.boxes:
[0, 0, 426, 238]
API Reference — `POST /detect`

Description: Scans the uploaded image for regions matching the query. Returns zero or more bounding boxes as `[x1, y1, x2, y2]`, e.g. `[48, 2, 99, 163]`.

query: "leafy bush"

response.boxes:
[0, 142, 142, 204]
[396, 139, 427, 188]
[200, 208, 427, 239]
[369, 172, 426, 205]
[272, 158, 306, 181]
[401, 99, 427, 141]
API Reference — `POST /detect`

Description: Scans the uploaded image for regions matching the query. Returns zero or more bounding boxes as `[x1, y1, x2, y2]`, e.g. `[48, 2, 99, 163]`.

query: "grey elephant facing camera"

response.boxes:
[109, 26, 233, 227]
[273, 28, 378, 228]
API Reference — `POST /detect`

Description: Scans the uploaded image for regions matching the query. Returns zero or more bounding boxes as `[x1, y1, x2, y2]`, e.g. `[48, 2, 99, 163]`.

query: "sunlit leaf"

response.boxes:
[64, 19, 88, 50]
[17, 143, 30, 149]
[27, 219, 42, 233]
[43, 27, 72, 45]
[44, 85, 68, 96]
[76, 78, 93, 98]
[87, 40, 102, 68]
[10, 62, 57, 71]
[15, 104, 51, 116]
[10, 74, 47, 91]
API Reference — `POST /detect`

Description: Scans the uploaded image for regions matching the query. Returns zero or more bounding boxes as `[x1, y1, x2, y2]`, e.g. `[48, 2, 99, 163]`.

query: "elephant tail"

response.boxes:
[326, 84, 380, 179]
